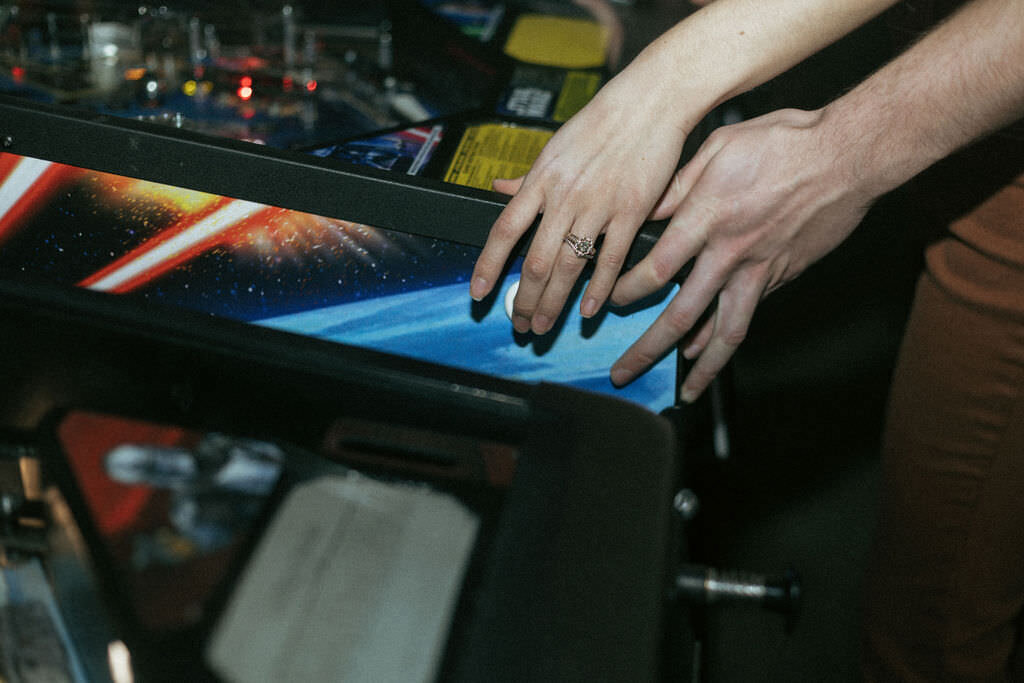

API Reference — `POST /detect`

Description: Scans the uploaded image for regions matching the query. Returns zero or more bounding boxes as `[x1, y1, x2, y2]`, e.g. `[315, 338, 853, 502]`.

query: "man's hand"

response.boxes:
[610, 0, 1024, 403]
[609, 108, 874, 401]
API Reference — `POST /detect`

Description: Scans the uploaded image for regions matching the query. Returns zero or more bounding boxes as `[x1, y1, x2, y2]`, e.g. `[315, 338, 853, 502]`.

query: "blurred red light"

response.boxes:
[305, 80, 318, 92]
[237, 85, 253, 100]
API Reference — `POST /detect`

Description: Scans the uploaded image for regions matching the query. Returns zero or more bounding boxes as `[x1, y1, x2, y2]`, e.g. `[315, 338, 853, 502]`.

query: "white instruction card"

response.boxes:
[206, 473, 480, 683]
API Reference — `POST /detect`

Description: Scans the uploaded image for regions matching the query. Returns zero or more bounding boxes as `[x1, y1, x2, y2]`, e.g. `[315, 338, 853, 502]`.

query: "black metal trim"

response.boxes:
[0, 94, 671, 273]
[0, 275, 534, 427]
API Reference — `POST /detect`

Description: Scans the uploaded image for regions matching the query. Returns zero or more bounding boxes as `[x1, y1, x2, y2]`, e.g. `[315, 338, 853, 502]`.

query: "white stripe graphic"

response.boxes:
[87, 199, 267, 292]
[0, 157, 52, 221]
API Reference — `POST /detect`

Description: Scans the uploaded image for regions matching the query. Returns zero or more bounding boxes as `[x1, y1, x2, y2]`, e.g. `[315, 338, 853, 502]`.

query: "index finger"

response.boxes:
[609, 255, 723, 387]
[470, 186, 543, 301]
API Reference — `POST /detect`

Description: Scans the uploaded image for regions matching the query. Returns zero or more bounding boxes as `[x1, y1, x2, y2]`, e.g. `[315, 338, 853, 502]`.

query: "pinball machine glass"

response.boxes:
[0, 148, 678, 412]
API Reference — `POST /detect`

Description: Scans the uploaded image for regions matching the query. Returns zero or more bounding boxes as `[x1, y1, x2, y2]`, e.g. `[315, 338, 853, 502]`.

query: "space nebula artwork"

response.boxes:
[0, 152, 676, 412]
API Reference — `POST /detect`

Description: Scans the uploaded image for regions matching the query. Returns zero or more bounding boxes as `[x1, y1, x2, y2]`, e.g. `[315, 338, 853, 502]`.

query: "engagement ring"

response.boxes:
[563, 233, 597, 260]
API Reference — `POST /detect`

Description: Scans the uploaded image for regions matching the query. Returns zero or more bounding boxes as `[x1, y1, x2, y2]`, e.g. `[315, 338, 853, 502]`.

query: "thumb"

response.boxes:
[492, 176, 526, 196]
[650, 159, 704, 220]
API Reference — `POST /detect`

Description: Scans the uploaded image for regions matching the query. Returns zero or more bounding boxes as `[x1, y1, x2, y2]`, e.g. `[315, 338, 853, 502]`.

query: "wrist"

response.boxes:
[624, 0, 899, 133]
[817, 93, 944, 203]
[816, 0, 1024, 200]
[610, 32, 722, 137]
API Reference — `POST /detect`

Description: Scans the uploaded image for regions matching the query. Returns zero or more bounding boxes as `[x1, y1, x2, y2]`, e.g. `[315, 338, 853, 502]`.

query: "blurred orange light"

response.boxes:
[124, 67, 147, 81]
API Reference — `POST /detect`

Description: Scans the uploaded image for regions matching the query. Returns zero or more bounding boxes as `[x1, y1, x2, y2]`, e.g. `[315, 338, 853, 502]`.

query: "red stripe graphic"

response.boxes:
[79, 199, 275, 293]
[0, 154, 76, 246]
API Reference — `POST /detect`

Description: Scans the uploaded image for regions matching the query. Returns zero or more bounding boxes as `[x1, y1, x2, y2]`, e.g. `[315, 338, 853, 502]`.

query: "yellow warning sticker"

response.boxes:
[553, 70, 602, 122]
[503, 14, 607, 69]
[444, 124, 553, 191]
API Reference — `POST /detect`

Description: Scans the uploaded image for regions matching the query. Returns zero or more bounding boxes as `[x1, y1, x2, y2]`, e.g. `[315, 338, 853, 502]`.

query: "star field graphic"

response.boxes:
[0, 152, 677, 412]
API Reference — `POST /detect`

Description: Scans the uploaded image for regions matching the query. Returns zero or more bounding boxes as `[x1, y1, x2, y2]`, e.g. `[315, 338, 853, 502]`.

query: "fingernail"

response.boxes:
[680, 386, 698, 403]
[682, 343, 700, 359]
[512, 314, 531, 333]
[610, 367, 634, 387]
[470, 276, 489, 301]
[581, 297, 598, 318]
[532, 314, 551, 334]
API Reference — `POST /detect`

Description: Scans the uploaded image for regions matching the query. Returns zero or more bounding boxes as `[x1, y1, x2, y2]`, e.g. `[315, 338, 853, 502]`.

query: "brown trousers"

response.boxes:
[862, 162, 1024, 681]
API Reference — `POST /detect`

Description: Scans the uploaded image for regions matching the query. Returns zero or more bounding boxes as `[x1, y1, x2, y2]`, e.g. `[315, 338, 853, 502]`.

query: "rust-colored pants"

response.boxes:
[863, 158, 1024, 681]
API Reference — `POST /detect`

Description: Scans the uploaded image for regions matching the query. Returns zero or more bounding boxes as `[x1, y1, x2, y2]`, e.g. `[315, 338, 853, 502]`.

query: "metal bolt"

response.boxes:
[673, 488, 700, 520]
[1, 492, 18, 517]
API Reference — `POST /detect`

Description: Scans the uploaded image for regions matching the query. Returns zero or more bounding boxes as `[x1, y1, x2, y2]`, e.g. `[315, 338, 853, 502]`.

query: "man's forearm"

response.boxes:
[822, 0, 1024, 199]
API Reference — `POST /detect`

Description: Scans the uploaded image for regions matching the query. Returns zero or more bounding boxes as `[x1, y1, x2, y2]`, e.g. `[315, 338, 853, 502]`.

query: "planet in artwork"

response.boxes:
[256, 276, 679, 414]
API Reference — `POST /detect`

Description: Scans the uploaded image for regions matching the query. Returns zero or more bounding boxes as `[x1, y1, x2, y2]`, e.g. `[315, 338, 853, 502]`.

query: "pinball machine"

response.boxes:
[0, 2, 799, 681]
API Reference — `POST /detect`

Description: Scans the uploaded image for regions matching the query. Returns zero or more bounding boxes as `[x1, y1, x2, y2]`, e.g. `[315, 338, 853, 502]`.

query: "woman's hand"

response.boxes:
[469, 47, 702, 335]
[609, 107, 877, 401]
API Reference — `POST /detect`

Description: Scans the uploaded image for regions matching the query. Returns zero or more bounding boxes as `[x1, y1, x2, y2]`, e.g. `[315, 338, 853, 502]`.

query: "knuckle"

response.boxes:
[617, 186, 648, 215]
[522, 254, 549, 281]
[535, 167, 570, 195]
[663, 307, 696, 337]
[632, 350, 659, 369]
[597, 248, 625, 271]
[687, 366, 716, 392]
[537, 301, 562, 322]
[648, 253, 678, 286]
[716, 308, 753, 348]
[691, 194, 729, 228]
[512, 300, 536, 318]
[557, 249, 585, 271]
[719, 325, 748, 349]
[564, 174, 586, 195]
[492, 213, 525, 242]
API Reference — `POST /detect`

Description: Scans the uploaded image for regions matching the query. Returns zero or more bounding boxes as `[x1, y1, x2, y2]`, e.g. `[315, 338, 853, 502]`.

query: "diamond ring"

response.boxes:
[563, 233, 597, 260]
